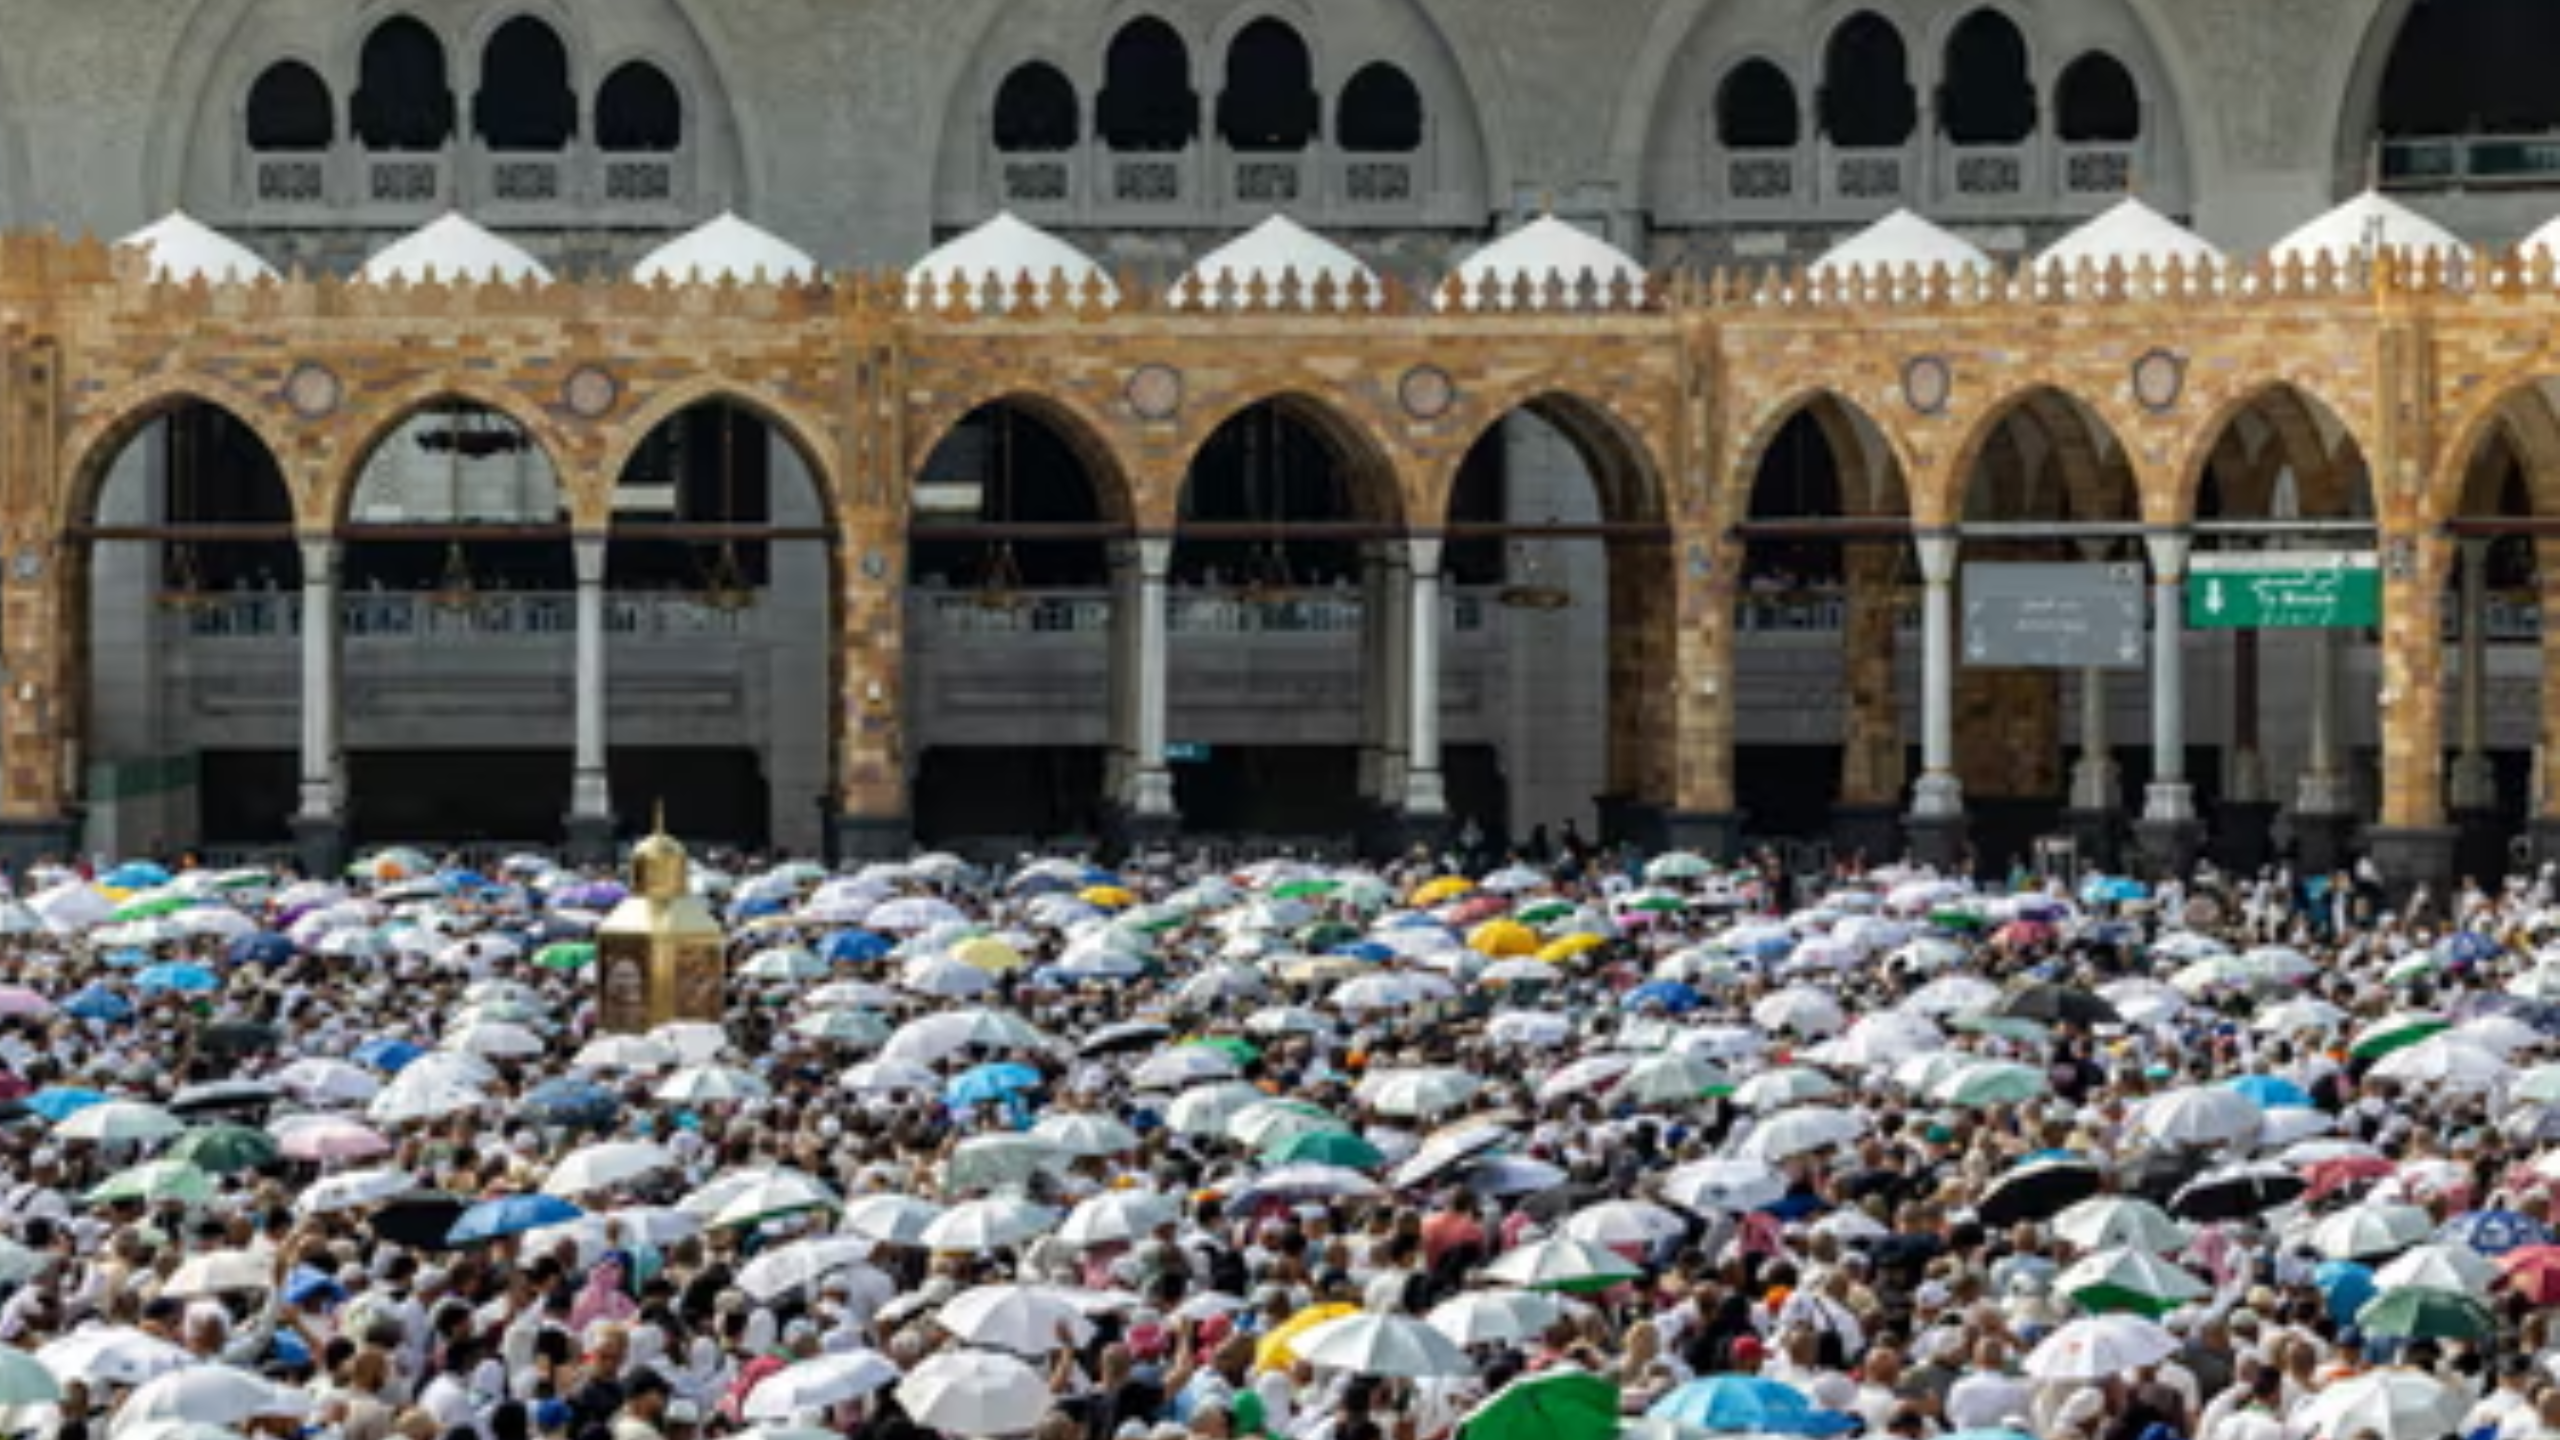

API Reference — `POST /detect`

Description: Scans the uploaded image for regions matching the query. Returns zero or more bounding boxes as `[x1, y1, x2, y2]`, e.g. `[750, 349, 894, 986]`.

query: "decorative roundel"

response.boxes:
[10, 548, 40, 584]
[1125, 364, 1183, 421]
[282, 362, 342, 419]
[860, 549, 891, 582]
[2132, 348, 2187, 413]
[1398, 364, 1456, 421]
[562, 365, 621, 419]
[1901, 355, 1953, 417]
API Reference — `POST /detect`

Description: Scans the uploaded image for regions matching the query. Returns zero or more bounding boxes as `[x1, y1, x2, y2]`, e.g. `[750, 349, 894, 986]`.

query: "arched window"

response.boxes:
[1097, 18, 1198, 152]
[597, 62, 683, 152]
[994, 63, 1080, 152]
[1218, 19, 1319, 152]
[1819, 12, 1916, 148]
[352, 16, 455, 151]
[1939, 9, 2035, 145]
[475, 16, 577, 149]
[2379, 0, 2560, 137]
[2056, 52, 2140, 142]
[1337, 63, 1422, 153]
[1716, 60, 1800, 149]
[247, 61, 334, 151]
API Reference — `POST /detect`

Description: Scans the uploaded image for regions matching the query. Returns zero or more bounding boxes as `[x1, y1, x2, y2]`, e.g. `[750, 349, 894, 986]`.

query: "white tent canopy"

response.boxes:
[908, 212, 1115, 311]
[2268, 190, 2459, 265]
[360, 213, 553, 286]
[2039, 199, 2222, 273]
[633, 212, 819, 285]
[2515, 210, 2560, 258]
[118, 212, 279, 285]
[1811, 209, 1994, 278]
[1174, 215, 1378, 307]
[1439, 215, 1644, 310]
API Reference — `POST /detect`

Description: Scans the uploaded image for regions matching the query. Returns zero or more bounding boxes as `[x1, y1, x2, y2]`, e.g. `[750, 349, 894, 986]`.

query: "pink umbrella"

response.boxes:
[0, 986, 53, 1018]
[275, 1115, 392, 1163]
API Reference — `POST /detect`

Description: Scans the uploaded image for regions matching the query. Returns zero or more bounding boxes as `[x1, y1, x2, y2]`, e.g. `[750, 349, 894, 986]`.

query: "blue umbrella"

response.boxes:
[437, 870, 493, 894]
[820, 931, 892, 963]
[100, 862, 171, 890]
[447, 1193, 582, 1245]
[2226, 1075, 2312, 1109]
[1329, 941, 1392, 962]
[226, 934, 295, 967]
[2442, 930, 2503, 966]
[134, 963, 218, 995]
[60, 988, 134, 1023]
[352, 1038, 426, 1073]
[521, 1078, 620, 1128]
[1648, 1376, 1856, 1436]
[2079, 875, 2149, 905]
[1623, 981, 1702, 1014]
[2313, 1260, 2376, 1327]
[947, 1062, 1042, 1106]
[2440, 1209, 2555, 1256]
[283, 1265, 346, 1309]
[24, 1087, 107, 1122]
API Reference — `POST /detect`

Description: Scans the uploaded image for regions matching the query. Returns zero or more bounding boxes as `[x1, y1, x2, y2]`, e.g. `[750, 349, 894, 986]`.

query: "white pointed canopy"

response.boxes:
[359, 213, 553, 286]
[1174, 215, 1378, 307]
[1811, 209, 1994, 278]
[633, 211, 819, 285]
[118, 212, 279, 285]
[2269, 190, 2459, 264]
[2515, 210, 2560, 258]
[1439, 215, 1645, 310]
[908, 212, 1116, 311]
[2039, 199, 2222, 272]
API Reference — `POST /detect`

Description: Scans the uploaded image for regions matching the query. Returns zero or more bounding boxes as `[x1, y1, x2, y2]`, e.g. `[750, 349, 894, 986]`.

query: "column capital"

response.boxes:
[1912, 529, 1959, 584]
[1135, 535, 1173, 580]
[2460, 534, 2495, 568]
[2142, 530, 2192, 581]
[572, 532, 609, 585]
[1407, 534, 1445, 578]
[295, 533, 339, 579]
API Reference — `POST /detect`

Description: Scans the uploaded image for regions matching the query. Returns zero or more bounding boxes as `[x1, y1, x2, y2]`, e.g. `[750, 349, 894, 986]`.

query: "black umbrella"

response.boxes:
[2123, 1147, 2210, 1204]
[197, 1021, 282, 1058]
[1995, 984, 2121, 1028]
[369, 1191, 470, 1250]
[1515, 1182, 1611, 1223]
[1977, 1158, 2103, 1227]
[2170, 1163, 2307, 1222]
[169, 1079, 281, 1116]
[1080, 1022, 1173, 1057]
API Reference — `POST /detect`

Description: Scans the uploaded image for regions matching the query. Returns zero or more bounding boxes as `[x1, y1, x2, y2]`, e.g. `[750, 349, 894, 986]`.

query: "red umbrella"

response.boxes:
[1992, 920, 2055, 949]
[1447, 895, 1512, 927]
[2501, 1244, 2560, 1305]
[2303, 1155, 2395, 1202]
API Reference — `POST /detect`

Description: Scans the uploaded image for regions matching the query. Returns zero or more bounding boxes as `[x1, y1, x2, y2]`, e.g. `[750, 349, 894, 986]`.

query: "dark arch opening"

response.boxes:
[1097, 18, 1198, 153]
[597, 62, 683, 152]
[1337, 62, 1422, 153]
[612, 401, 776, 589]
[475, 16, 577, 149]
[352, 16, 456, 152]
[2380, 0, 2560, 137]
[247, 61, 335, 151]
[2056, 51, 2140, 143]
[1745, 412, 1849, 587]
[913, 402, 1112, 589]
[1217, 18, 1319, 152]
[1717, 60, 1801, 150]
[1820, 12, 1917, 148]
[994, 63, 1080, 153]
[1940, 9, 2036, 146]
[1176, 400, 1381, 586]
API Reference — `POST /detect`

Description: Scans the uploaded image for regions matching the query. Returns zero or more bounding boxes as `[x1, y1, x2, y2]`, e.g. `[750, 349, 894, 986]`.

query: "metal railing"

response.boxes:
[2383, 134, 2560, 190]
[910, 588, 1494, 637]
[180, 592, 756, 641]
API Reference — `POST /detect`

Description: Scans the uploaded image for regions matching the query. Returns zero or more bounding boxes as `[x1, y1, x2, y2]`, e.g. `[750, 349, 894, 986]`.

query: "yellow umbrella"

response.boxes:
[1537, 933, 1605, 963]
[1255, 1302, 1359, 1371]
[953, 936, 1026, 972]
[1081, 885, 1136, 909]
[1278, 956, 1367, 984]
[1411, 876, 1475, 906]
[1468, 919, 1539, 958]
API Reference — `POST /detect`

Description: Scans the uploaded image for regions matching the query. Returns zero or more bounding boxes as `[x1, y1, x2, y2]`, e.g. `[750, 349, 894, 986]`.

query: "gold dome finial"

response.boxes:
[631, 799, 687, 900]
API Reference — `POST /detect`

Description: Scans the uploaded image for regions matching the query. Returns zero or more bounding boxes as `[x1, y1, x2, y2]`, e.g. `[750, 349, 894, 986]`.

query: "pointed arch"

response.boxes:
[599, 380, 841, 528]
[1716, 60, 1800, 150]
[1820, 11, 1917, 148]
[2056, 51, 2140, 143]
[1216, 18, 1319, 153]
[325, 383, 577, 531]
[2174, 381, 2376, 527]
[909, 388, 1137, 528]
[1338, 62, 1423, 154]
[994, 62, 1080, 153]
[246, 60, 333, 151]
[62, 384, 301, 536]
[475, 15, 577, 150]
[1180, 391, 1404, 526]
[597, 60, 683, 152]
[352, 15, 455, 152]
[1728, 387, 1914, 520]
[1097, 17, 1198, 153]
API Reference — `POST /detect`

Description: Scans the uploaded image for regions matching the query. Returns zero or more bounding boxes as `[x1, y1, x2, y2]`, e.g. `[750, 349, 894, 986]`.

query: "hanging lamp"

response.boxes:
[973, 408, 1026, 612]
[158, 409, 212, 613]
[427, 407, 478, 612]
[1497, 521, 1571, 611]
[700, 406, 755, 612]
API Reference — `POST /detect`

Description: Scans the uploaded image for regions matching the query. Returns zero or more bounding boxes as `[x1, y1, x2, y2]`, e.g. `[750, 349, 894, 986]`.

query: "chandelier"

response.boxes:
[1497, 531, 1571, 611]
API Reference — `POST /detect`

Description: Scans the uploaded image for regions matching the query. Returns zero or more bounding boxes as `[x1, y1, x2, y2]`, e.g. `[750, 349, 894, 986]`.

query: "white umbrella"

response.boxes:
[35, 1326, 194, 1386]
[895, 1349, 1053, 1436]
[55, 1101, 184, 1145]
[1660, 1158, 1784, 1214]
[843, 1058, 940, 1094]
[0, 1347, 57, 1406]
[843, 1194, 946, 1246]
[2134, 1087, 2264, 1146]
[2371, 1036, 2511, 1094]
[573, 1035, 679, 1071]
[1732, 1068, 1839, 1110]
[710, 1172, 842, 1229]
[1293, 1312, 1475, 1378]
[936, 1284, 1096, 1354]
[1560, 1200, 1686, 1247]
[1131, 1046, 1238, 1089]
[656, 1064, 772, 1104]
[2373, 1242, 2497, 1296]
[368, 1068, 486, 1124]
[273, 1057, 381, 1105]
[2297, 1371, 2466, 1440]
[1166, 1081, 1265, 1136]
[883, 1009, 1057, 1065]
[2051, 1197, 2190, 1254]
[1732, 1105, 1867, 1161]
[738, 1236, 882, 1303]
[161, 1250, 274, 1298]
[741, 1350, 904, 1422]
[1360, 1067, 1481, 1118]
[441, 1020, 545, 1058]
[650, 1021, 731, 1065]
[2054, 1247, 2209, 1308]
[2308, 1203, 2433, 1261]
[1488, 1011, 1576, 1049]
[1424, 1290, 1562, 1347]
[1030, 1113, 1141, 1158]
[949, 1134, 1069, 1190]
[1750, 987, 1847, 1036]
[921, 1197, 1058, 1250]
[1480, 1237, 1640, 1290]
[110, 1367, 304, 1436]
[2254, 998, 2350, 1033]
[1619, 1052, 1732, 1105]
[1058, 1191, 1177, 1247]
[543, 1141, 677, 1197]
[2020, 1315, 2177, 1381]
[293, 1167, 414, 1216]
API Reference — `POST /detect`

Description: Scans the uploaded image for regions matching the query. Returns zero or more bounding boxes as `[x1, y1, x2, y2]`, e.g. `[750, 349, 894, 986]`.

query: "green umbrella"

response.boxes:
[534, 942, 597, 971]
[1929, 908, 1986, 932]
[88, 1159, 217, 1207]
[1459, 1370, 1620, 1440]
[1617, 890, 1685, 915]
[166, 1125, 280, 1175]
[110, 895, 193, 921]
[1934, 1061, 2050, 1109]
[0, 1347, 60, 1407]
[2355, 1286, 2495, 1340]
[2349, 1012, 2451, 1061]
[1514, 899, 1576, 926]
[1188, 1036, 1262, 1065]
[1264, 1129, 1385, 1169]
[1271, 879, 1339, 901]
[1950, 1014, 2051, 1044]
[1296, 921, 1361, 951]
[2057, 1248, 2209, 1318]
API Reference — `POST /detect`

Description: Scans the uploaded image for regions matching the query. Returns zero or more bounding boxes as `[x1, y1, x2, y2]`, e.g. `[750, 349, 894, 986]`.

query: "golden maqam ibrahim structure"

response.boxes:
[595, 809, 727, 1033]
[17, 191, 2560, 899]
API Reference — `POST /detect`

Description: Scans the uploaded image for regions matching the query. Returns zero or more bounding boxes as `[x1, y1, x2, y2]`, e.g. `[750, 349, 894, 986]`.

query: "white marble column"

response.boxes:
[1357, 546, 1388, 802]
[2070, 668, 2118, 810]
[1378, 544, 1412, 802]
[1104, 543, 1135, 807]
[570, 534, 611, 821]
[1127, 537, 1175, 818]
[2144, 532, 2195, 823]
[2450, 537, 2499, 812]
[1910, 532, 1963, 818]
[295, 536, 342, 821]
[2296, 628, 2353, 814]
[1404, 536, 1447, 818]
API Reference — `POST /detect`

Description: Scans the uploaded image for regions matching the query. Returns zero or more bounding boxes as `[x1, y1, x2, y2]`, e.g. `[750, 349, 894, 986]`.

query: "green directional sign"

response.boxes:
[2186, 551, 2381, 629]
